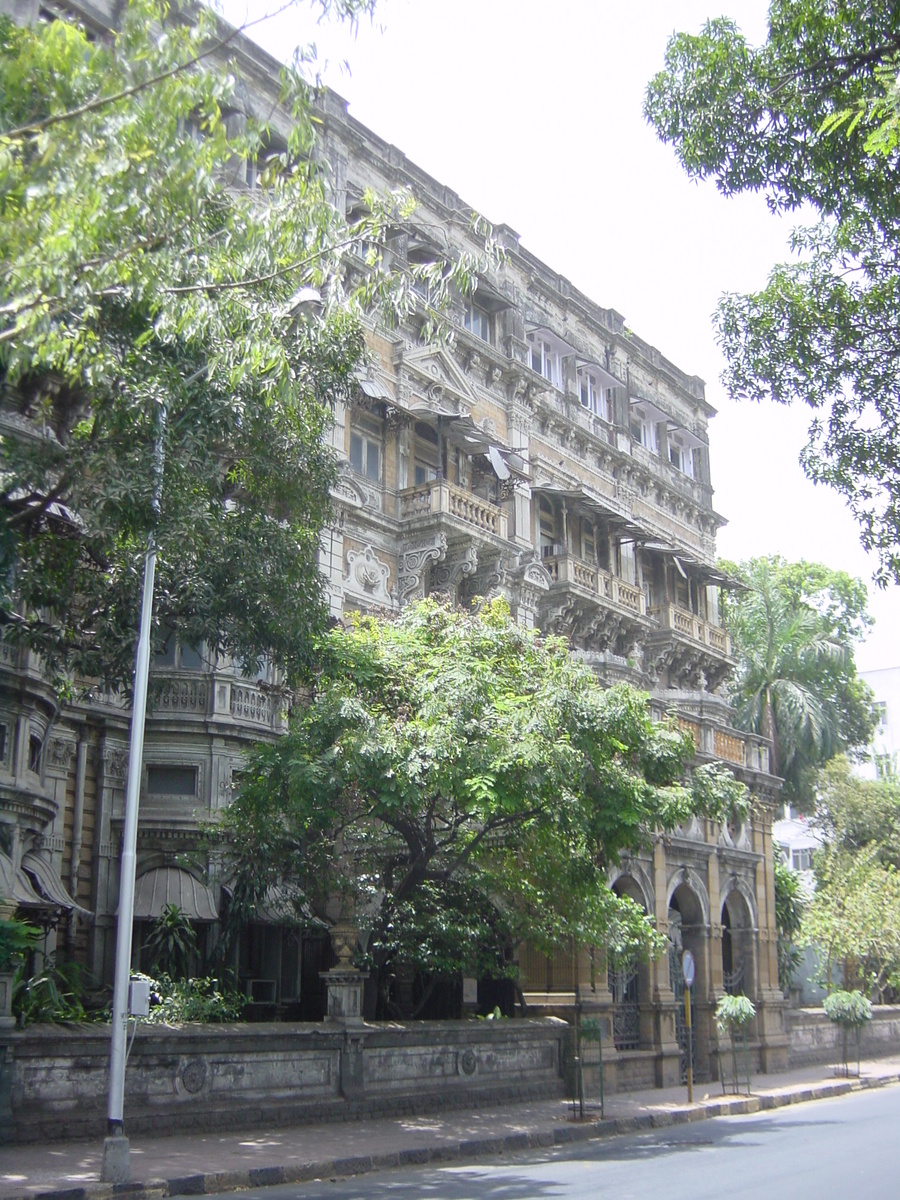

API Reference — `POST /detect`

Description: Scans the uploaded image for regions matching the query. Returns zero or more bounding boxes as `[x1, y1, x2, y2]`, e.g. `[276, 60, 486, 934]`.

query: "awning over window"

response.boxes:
[0, 850, 45, 909]
[532, 481, 649, 541]
[132, 867, 219, 922]
[21, 851, 91, 917]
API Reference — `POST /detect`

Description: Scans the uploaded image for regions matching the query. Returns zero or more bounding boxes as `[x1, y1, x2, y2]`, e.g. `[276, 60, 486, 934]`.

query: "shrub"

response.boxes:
[0, 918, 39, 972]
[823, 988, 873, 1029]
[138, 973, 247, 1024]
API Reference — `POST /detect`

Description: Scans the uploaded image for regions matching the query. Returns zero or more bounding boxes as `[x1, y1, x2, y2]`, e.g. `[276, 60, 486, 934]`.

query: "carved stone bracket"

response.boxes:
[398, 533, 447, 599]
[432, 544, 479, 594]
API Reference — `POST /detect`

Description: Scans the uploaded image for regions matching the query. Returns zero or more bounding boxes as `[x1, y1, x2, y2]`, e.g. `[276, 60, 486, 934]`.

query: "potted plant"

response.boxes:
[0, 916, 39, 1029]
[715, 993, 756, 1095]
[824, 989, 872, 1077]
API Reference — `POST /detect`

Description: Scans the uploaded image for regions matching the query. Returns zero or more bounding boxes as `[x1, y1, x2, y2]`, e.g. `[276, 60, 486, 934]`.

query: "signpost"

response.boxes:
[682, 949, 695, 1103]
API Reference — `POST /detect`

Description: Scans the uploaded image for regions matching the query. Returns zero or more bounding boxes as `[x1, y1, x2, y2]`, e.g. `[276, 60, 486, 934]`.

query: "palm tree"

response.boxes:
[724, 558, 872, 807]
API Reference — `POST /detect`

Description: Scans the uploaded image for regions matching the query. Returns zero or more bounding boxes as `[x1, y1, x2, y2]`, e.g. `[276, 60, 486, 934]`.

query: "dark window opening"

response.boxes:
[147, 765, 198, 796]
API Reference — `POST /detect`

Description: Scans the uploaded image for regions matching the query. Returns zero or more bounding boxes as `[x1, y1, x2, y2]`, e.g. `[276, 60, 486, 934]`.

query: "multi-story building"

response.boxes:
[0, 0, 787, 1086]
[857, 667, 900, 781]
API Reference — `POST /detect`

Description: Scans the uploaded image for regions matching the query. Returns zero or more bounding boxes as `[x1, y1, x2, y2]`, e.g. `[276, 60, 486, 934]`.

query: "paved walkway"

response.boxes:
[3, 1056, 900, 1200]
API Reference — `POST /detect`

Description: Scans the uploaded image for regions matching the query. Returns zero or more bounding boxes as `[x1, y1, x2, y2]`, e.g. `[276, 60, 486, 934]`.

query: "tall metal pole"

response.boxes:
[101, 408, 167, 1184]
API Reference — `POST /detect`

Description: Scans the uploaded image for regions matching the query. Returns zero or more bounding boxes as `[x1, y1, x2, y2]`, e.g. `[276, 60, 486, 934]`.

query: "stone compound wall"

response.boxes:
[5, 1018, 568, 1144]
[786, 1005, 900, 1068]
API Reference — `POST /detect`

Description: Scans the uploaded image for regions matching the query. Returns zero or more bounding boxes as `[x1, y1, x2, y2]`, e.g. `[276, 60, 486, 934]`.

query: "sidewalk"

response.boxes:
[3, 1056, 900, 1200]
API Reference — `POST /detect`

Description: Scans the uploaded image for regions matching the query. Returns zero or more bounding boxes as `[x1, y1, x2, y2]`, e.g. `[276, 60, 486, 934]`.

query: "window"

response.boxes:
[147, 765, 198, 796]
[28, 733, 42, 773]
[668, 433, 695, 477]
[630, 406, 658, 452]
[527, 335, 560, 387]
[876, 753, 897, 780]
[154, 630, 204, 670]
[349, 424, 382, 483]
[792, 848, 813, 871]
[582, 522, 597, 563]
[463, 298, 492, 344]
[538, 497, 563, 557]
[577, 369, 609, 420]
[875, 701, 888, 730]
[618, 539, 636, 585]
[413, 422, 441, 486]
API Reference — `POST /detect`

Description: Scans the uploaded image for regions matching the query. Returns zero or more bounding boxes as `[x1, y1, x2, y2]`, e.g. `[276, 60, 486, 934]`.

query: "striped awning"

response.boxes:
[21, 852, 91, 917]
[132, 867, 219, 922]
[0, 850, 45, 909]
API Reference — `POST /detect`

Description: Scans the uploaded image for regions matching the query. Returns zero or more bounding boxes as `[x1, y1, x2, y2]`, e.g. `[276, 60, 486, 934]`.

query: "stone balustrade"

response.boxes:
[149, 671, 283, 733]
[653, 603, 731, 655]
[542, 553, 645, 614]
[399, 481, 508, 540]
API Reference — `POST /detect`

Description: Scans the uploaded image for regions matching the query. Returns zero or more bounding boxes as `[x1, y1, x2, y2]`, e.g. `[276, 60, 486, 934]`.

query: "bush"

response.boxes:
[715, 993, 756, 1037]
[14, 959, 97, 1027]
[138, 973, 247, 1024]
[823, 989, 872, 1028]
[0, 918, 39, 972]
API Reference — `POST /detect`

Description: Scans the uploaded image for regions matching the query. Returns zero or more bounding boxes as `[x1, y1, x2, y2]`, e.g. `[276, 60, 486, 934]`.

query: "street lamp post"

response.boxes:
[100, 408, 166, 1184]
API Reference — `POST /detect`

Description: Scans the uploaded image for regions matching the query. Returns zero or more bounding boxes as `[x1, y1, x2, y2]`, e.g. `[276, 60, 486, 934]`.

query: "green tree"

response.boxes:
[722, 557, 876, 807]
[814, 755, 900, 868]
[0, 1, 485, 692]
[802, 845, 900, 998]
[645, 2, 900, 583]
[774, 856, 805, 995]
[218, 598, 747, 1017]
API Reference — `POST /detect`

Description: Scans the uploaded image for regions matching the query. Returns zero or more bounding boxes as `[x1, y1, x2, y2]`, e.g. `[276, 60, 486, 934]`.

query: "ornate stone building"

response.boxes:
[0, 0, 787, 1085]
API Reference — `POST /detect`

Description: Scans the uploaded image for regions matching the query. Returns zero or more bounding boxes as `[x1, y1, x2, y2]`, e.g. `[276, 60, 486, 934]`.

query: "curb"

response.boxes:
[9, 1071, 900, 1200]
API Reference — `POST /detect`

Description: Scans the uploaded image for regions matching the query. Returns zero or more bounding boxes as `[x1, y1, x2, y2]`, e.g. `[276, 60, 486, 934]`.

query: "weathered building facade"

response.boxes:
[0, 0, 787, 1087]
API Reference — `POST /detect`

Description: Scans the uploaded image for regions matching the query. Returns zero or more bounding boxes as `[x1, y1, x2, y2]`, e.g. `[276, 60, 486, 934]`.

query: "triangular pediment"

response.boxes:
[396, 343, 479, 415]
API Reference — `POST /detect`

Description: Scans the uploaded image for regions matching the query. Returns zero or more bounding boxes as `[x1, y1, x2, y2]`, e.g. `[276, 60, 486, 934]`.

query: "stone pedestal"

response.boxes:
[0, 971, 15, 1033]
[321, 968, 365, 1026]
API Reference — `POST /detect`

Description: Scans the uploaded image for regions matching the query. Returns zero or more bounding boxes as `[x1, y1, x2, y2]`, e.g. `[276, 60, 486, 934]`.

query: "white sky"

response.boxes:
[223, 0, 898, 670]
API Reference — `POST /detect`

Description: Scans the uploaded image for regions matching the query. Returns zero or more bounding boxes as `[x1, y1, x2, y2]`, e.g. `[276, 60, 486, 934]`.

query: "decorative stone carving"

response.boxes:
[47, 739, 75, 772]
[432, 544, 479, 593]
[101, 747, 128, 784]
[345, 544, 392, 605]
[398, 534, 447, 599]
[180, 1059, 207, 1094]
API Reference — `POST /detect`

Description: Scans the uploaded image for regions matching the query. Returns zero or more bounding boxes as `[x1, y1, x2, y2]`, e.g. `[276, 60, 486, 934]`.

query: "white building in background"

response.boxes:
[858, 666, 900, 781]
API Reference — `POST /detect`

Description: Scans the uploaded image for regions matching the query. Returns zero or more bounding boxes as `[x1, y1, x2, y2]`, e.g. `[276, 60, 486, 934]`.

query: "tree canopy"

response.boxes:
[0, 0, 485, 692]
[219, 598, 746, 1017]
[645, 1, 900, 583]
[722, 557, 876, 806]
[801, 757, 900, 997]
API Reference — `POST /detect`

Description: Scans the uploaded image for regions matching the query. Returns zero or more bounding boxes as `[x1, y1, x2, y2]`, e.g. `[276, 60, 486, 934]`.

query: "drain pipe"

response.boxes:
[67, 732, 88, 948]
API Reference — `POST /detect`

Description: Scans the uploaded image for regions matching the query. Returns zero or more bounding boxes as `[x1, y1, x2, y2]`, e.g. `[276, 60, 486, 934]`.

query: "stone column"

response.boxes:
[651, 840, 681, 1086]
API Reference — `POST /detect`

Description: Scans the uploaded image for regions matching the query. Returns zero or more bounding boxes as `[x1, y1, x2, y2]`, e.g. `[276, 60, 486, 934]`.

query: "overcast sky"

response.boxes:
[223, 0, 897, 670]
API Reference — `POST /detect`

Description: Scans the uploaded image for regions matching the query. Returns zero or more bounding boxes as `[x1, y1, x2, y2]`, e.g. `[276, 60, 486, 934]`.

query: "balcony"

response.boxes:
[651, 603, 731, 655]
[148, 671, 286, 735]
[646, 603, 733, 691]
[675, 715, 772, 776]
[399, 480, 508, 541]
[539, 552, 650, 655]
[542, 553, 646, 616]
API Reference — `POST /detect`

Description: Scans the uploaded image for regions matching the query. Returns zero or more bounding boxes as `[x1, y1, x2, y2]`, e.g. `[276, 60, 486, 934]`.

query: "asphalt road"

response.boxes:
[207, 1084, 900, 1200]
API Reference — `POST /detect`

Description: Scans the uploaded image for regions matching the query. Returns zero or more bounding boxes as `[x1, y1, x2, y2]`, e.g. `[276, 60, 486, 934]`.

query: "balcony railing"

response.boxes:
[399, 480, 508, 540]
[149, 670, 285, 733]
[675, 715, 770, 774]
[542, 552, 647, 616]
[651, 604, 731, 655]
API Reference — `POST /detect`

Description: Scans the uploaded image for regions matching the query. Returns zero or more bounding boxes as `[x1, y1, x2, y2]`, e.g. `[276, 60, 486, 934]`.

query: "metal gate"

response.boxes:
[669, 942, 696, 1084]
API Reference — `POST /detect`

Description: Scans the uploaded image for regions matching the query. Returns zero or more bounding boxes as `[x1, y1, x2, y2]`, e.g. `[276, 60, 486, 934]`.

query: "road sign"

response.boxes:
[682, 949, 695, 988]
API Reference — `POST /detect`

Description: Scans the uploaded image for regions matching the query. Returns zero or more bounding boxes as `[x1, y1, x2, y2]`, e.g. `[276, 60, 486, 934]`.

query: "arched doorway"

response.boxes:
[609, 874, 650, 1051]
[721, 886, 757, 1000]
[668, 876, 709, 1082]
